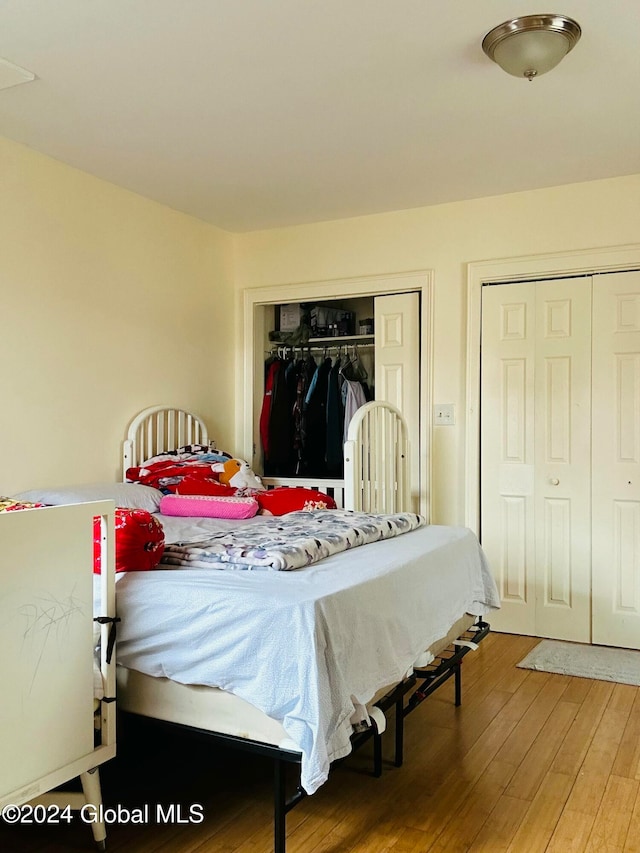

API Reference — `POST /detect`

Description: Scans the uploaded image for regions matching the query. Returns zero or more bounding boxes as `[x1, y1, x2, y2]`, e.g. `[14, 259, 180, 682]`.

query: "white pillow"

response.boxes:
[14, 483, 163, 513]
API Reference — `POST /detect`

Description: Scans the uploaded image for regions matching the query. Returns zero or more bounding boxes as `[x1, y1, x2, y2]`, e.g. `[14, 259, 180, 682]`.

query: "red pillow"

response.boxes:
[255, 487, 337, 516]
[93, 508, 165, 573]
[176, 477, 235, 497]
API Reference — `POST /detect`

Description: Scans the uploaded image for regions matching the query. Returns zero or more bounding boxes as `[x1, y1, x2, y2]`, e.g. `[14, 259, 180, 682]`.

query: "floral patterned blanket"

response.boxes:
[161, 508, 425, 571]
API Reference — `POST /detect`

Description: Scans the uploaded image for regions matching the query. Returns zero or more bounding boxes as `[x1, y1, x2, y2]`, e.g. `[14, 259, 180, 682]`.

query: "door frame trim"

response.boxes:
[241, 270, 434, 518]
[465, 243, 640, 534]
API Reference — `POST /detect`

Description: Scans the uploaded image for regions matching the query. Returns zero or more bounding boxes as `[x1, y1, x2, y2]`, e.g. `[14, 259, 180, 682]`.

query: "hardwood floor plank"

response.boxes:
[585, 774, 639, 852]
[546, 808, 596, 853]
[612, 691, 640, 780]
[492, 662, 532, 696]
[466, 793, 531, 852]
[565, 771, 611, 815]
[494, 675, 569, 768]
[494, 670, 552, 725]
[346, 819, 402, 853]
[580, 704, 634, 777]
[608, 683, 638, 714]
[504, 699, 578, 802]
[504, 770, 575, 853]
[388, 827, 434, 852]
[394, 716, 520, 831]
[300, 784, 392, 852]
[426, 759, 517, 851]
[561, 676, 598, 706]
[551, 680, 615, 775]
[464, 634, 541, 700]
[624, 787, 640, 852]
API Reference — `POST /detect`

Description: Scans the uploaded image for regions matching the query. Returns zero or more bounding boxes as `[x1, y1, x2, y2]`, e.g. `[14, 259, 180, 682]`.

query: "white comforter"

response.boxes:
[113, 518, 499, 794]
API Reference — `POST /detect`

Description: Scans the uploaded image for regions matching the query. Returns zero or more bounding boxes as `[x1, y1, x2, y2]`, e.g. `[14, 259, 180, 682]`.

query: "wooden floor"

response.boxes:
[3, 632, 640, 852]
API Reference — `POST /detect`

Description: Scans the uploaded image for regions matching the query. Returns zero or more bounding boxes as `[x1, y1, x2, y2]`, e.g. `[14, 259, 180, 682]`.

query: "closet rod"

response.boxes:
[267, 343, 375, 356]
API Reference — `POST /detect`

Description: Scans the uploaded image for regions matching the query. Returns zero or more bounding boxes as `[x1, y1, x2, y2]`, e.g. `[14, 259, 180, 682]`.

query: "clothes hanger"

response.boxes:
[353, 344, 368, 381]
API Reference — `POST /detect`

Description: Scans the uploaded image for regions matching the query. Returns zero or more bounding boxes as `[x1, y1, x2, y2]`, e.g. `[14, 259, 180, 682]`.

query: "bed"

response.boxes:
[116, 403, 499, 849]
[16, 403, 499, 852]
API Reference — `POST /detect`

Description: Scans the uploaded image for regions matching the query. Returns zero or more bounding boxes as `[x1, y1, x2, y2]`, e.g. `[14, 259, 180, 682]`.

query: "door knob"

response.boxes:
[550, 478, 560, 486]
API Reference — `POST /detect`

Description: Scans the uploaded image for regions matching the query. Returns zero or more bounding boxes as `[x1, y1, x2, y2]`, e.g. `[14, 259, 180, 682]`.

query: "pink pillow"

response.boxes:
[160, 493, 259, 519]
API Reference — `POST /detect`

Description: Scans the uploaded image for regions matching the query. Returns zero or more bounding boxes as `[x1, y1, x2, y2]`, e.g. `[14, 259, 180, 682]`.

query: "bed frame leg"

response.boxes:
[272, 755, 306, 853]
[274, 758, 287, 853]
[455, 663, 462, 707]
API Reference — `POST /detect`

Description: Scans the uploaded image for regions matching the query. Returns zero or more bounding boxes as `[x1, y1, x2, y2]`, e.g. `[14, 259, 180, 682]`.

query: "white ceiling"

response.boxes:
[0, 1, 638, 232]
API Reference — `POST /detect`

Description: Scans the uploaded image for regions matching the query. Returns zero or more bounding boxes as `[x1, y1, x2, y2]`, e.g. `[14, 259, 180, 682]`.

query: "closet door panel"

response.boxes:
[374, 292, 420, 510]
[533, 278, 591, 642]
[480, 282, 537, 636]
[481, 278, 591, 641]
[592, 270, 640, 649]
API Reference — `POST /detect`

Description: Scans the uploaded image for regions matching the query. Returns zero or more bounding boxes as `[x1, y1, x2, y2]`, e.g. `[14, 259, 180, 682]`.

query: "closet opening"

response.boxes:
[241, 272, 433, 517]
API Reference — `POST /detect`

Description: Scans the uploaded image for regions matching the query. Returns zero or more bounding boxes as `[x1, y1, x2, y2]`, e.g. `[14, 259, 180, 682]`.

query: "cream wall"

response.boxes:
[1, 137, 235, 493]
[234, 174, 640, 525]
[3, 135, 638, 517]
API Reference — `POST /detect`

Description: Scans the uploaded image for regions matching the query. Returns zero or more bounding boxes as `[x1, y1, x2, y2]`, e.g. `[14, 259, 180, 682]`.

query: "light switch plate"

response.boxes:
[434, 404, 455, 426]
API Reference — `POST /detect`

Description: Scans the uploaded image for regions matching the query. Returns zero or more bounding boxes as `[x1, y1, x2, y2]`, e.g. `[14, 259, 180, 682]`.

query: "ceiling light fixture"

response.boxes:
[482, 13, 581, 81]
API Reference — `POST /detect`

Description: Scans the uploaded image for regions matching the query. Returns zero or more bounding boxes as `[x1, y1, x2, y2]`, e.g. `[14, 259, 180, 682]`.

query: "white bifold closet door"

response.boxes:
[481, 277, 592, 643]
[481, 270, 640, 649]
[374, 292, 420, 511]
[592, 271, 640, 649]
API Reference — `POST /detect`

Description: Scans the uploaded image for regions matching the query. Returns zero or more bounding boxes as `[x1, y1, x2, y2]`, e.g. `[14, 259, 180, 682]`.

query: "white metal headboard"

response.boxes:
[344, 401, 410, 513]
[123, 402, 411, 515]
[122, 405, 208, 480]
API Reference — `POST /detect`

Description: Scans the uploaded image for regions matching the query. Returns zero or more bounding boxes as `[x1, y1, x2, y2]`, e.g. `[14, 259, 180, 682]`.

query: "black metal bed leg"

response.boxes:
[395, 698, 404, 767]
[454, 662, 462, 707]
[274, 758, 287, 853]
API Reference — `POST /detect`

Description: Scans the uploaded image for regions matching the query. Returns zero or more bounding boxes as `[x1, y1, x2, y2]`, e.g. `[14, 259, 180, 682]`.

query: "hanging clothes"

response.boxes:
[325, 358, 344, 476]
[260, 347, 371, 479]
[260, 356, 295, 475]
[302, 357, 332, 477]
[259, 358, 280, 463]
[293, 355, 317, 475]
[342, 378, 368, 443]
[267, 358, 294, 472]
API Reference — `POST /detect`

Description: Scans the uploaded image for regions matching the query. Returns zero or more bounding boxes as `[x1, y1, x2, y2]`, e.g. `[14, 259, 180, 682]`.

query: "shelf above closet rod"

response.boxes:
[270, 333, 374, 345]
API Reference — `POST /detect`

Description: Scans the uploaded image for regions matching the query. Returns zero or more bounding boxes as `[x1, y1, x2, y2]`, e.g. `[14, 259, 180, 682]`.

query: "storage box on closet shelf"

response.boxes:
[310, 305, 355, 337]
[278, 303, 304, 332]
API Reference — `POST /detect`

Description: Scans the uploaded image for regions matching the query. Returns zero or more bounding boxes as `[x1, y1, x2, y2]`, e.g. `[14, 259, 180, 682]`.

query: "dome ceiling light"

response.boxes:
[482, 13, 582, 81]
